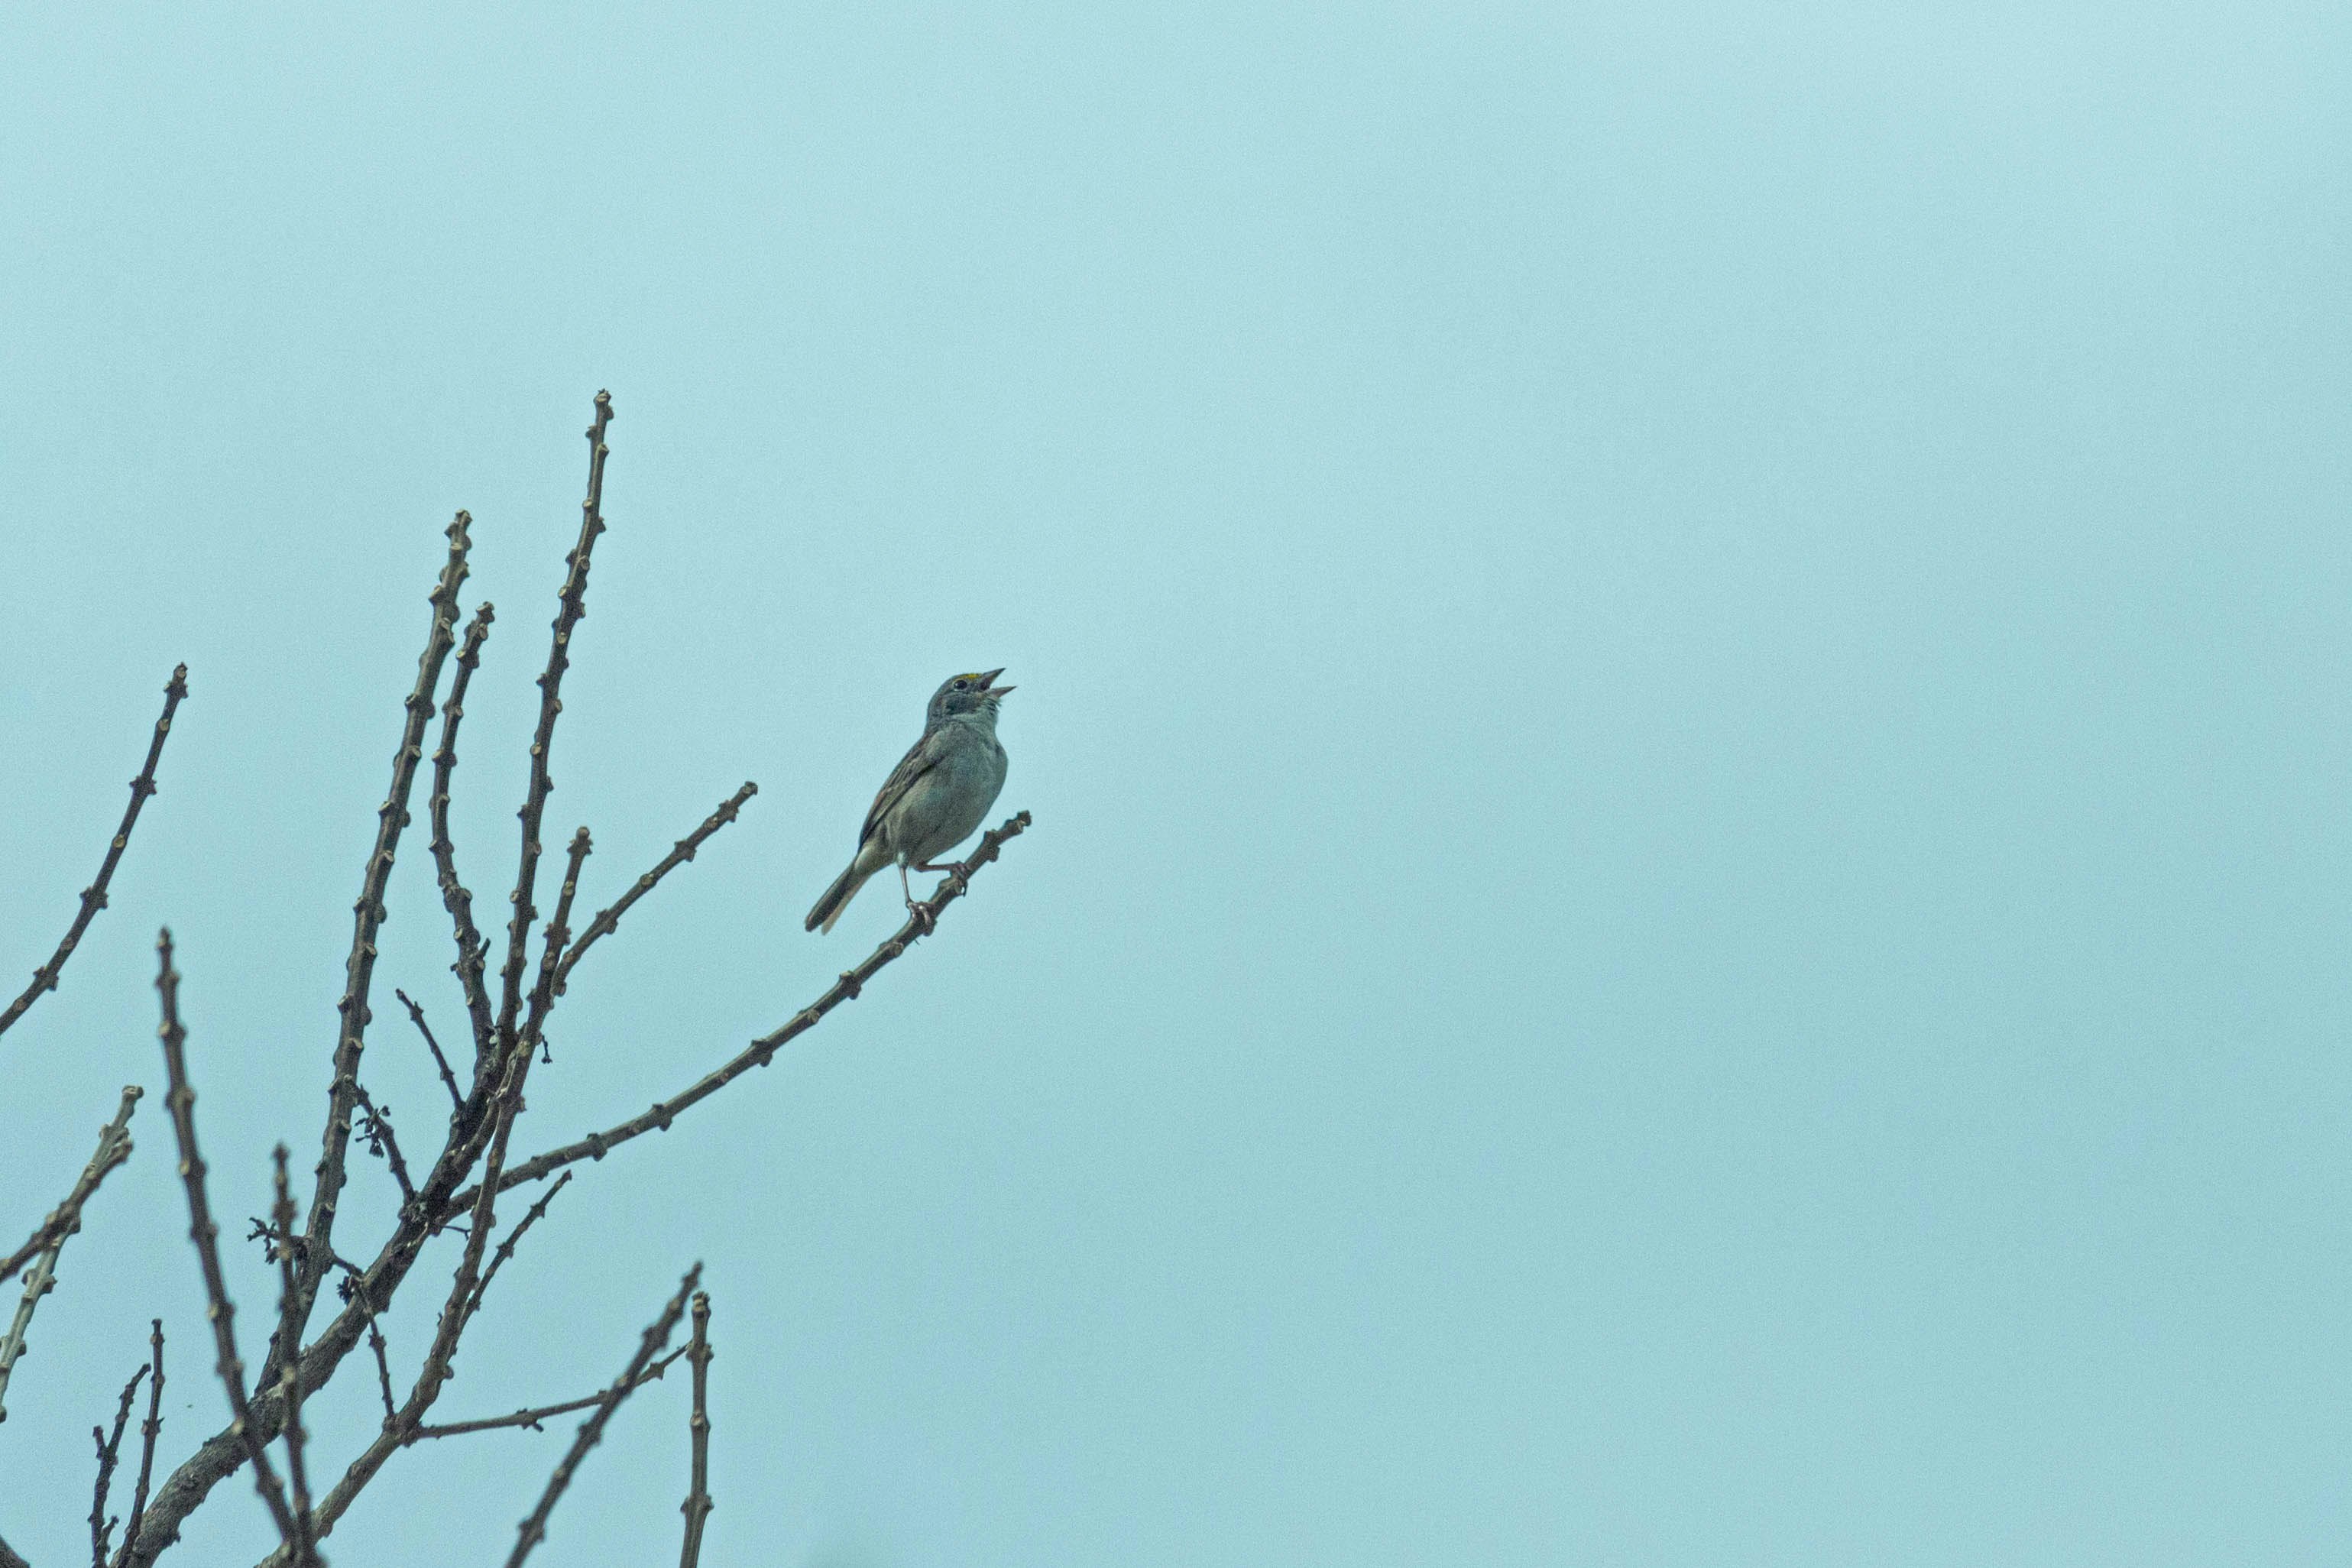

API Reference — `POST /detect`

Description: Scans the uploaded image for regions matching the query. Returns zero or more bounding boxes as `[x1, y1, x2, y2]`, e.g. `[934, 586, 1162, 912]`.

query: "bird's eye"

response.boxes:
[953, 678, 969, 691]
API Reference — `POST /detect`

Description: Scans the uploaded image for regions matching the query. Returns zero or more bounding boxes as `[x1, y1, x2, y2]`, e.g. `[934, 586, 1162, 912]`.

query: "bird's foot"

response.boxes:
[904, 899, 937, 935]
[914, 858, 971, 893]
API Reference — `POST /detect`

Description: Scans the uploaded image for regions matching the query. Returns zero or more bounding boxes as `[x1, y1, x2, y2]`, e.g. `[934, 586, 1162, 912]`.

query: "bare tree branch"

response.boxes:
[1, 1085, 141, 1294]
[678, 1291, 713, 1568]
[452, 811, 1032, 1208]
[495, 393, 614, 1055]
[152, 929, 300, 1547]
[0, 663, 187, 1042]
[115, 401, 1032, 1568]
[507, 1265, 700, 1568]
[295, 831, 594, 1548]
[0, 1086, 141, 1421]
[92, 1359, 149, 1568]
[393, 990, 465, 1116]
[556, 782, 757, 995]
[406, 1343, 691, 1440]
[466, 1172, 571, 1324]
[427, 600, 499, 1071]
[296, 518, 475, 1351]
[268, 1150, 321, 1568]
[364, 1316, 395, 1430]
[347, 1086, 415, 1210]
[114, 1320, 166, 1568]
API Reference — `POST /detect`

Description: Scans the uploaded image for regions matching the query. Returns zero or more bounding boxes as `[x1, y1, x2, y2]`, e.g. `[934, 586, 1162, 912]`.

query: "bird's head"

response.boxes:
[928, 668, 1013, 724]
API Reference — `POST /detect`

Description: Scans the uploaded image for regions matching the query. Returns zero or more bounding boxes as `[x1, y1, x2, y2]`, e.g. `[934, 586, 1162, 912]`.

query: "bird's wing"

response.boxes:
[858, 728, 948, 846]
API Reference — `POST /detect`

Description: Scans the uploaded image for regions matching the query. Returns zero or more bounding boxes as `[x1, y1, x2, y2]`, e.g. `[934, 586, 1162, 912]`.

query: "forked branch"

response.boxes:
[507, 1265, 700, 1568]
[152, 930, 300, 1548]
[496, 393, 614, 1052]
[452, 811, 1033, 1208]
[0, 1085, 141, 1423]
[556, 782, 758, 994]
[296, 517, 475, 1349]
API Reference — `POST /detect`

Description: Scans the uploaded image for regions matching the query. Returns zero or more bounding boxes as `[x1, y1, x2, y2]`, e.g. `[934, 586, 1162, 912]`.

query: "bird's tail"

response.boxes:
[805, 847, 884, 934]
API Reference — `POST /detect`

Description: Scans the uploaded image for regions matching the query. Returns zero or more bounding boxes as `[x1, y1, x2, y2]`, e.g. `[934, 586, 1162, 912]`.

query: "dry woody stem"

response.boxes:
[112, 1320, 166, 1568]
[409, 1342, 691, 1440]
[0, 1086, 141, 1422]
[429, 599, 499, 1069]
[269, 1148, 322, 1567]
[452, 810, 1033, 1210]
[91, 1358, 148, 1568]
[678, 1291, 714, 1568]
[295, 517, 476, 1359]
[151, 929, 300, 1547]
[0, 664, 187, 1041]
[507, 1266, 701, 1568]
[496, 394, 613, 1053]
[18, 393, 1042, 1568]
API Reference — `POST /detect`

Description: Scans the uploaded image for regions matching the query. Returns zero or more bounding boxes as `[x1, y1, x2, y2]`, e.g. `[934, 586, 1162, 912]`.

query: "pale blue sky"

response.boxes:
[4, 4, 2349, 1564]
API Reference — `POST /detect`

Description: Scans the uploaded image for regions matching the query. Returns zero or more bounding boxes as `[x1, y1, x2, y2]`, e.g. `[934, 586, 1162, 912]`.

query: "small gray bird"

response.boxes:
[805, 669, 1014, 933]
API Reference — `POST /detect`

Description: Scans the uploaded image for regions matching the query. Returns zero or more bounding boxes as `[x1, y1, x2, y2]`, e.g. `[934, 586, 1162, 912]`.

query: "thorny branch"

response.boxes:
[0, 663, 187, 1042]
[507, 1265, 700, 1568]
[0, 1086, 141, 1422]
[152, 929, 300, 1547]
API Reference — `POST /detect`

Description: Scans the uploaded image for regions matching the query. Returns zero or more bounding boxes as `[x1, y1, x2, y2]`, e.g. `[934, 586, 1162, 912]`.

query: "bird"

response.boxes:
[805, 669, 1014, 934]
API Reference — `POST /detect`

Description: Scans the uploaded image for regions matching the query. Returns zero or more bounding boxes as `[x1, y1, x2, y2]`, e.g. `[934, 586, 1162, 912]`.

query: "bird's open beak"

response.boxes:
[980, 667, 1014, 696]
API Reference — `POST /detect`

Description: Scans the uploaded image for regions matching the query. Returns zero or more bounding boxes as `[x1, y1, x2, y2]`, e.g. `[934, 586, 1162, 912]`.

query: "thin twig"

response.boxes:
[428, 598, 499, 1071]
[2, 1084, 141, 1288]
[296, 517, 474, 1356]
[466, 1172, 572, 1322]
[0, 1085, 141, 1421]
[556, 782, 757, 993]
[0, 663, 187, 1041]
[366, 1315, 396, 1429]
[348, 1084, 416, 1207]
[507, 1265, 700, 1568]
[496, 392, 614, 1055]
[406, 1343, 692, 1440]
[114, 1320, 164, 1568]
[90, 1359, 147, 1568]
[394, 990, 465, 1115]
[678, 1291, 714, 1568]
[270, 1148, 322, 1567]
[450, 811, 1032, 1209]
[152, 928, 300, 1545]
